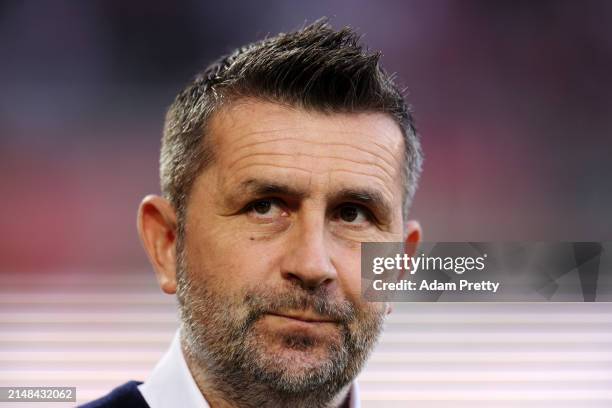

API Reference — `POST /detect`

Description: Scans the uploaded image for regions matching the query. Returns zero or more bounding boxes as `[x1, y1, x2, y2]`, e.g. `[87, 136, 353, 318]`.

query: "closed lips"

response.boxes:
[268, 312, 336, 323]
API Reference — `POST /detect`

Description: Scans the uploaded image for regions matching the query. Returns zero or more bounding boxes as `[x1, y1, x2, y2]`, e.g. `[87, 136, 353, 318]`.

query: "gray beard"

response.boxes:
[175, 253, 385, 408]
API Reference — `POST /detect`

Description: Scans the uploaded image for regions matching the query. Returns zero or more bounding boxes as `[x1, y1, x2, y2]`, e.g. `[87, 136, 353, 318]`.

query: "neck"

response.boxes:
[180, 338, 352, 408]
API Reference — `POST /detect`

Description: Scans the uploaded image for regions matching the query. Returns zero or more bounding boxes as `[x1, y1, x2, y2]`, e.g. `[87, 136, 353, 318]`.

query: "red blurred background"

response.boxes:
[2, 0, 611, 272]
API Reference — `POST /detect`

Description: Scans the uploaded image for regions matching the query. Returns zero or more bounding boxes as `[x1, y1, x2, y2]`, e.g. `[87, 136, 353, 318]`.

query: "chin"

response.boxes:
[245, 329, 347, 384]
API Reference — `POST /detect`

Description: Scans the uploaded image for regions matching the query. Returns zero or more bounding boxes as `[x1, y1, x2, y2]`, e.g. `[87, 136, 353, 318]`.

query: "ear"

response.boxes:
[387, 220, 422, 315]
[404, 220, 422, 257]
[137, 195, 179, 294]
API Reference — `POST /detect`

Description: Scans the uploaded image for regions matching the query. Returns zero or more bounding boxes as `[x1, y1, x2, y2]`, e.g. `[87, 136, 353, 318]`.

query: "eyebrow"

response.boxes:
[225, 178, 309, 207]
[226, 178, 393, 219]
[327, 188, 393, 221]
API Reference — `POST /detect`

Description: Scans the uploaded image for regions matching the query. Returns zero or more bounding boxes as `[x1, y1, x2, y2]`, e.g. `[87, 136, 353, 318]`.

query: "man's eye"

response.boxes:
[246, 199, 286, 219]
[337, 204, 371, 224]
[252, 200, 272, 214]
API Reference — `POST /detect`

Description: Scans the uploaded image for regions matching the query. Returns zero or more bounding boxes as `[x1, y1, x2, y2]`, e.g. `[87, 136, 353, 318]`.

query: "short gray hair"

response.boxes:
[160, 19, 423, 223]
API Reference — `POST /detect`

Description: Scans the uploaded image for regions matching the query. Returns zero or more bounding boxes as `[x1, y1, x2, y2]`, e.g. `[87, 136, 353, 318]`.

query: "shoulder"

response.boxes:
[79, 381, 148, 408]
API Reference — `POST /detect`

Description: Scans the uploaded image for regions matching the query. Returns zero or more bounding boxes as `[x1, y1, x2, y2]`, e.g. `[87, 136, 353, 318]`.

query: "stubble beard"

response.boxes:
[176, 248, 385, 408]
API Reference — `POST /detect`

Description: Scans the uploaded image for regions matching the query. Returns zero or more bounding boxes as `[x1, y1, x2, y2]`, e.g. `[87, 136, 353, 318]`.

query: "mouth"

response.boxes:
[259, 311, 343, 345]
[267, 311, 337, 324]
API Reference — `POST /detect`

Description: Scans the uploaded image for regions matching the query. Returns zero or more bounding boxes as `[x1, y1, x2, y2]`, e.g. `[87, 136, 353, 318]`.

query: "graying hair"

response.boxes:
[160, 19, 423, 224]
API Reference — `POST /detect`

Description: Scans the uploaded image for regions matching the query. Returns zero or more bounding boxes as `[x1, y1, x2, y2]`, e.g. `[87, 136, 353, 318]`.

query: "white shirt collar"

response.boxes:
[138, 331, 210, 408]
[138, 330, 360, 408]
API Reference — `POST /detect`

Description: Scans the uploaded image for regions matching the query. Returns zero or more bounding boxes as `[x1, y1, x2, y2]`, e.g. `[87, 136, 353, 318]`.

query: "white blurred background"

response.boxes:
[1, 270, 610, 407]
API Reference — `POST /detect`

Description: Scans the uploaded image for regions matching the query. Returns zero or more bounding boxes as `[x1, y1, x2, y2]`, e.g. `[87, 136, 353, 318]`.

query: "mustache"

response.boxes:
[242, 285, 356, 326]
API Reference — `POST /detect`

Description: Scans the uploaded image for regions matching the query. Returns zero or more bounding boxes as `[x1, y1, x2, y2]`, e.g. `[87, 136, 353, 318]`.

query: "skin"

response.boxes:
[137, 99, 421, 407]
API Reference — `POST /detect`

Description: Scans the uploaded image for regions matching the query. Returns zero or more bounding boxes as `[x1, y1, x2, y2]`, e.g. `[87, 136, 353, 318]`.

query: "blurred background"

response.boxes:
[1, 0, 611, 407]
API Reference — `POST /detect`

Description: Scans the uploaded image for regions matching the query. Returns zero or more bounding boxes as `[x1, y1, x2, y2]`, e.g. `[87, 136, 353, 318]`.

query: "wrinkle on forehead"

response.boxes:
[207, 99, 405, 214]
[224, 135, 400, 175]
[210, 99, 404, 158]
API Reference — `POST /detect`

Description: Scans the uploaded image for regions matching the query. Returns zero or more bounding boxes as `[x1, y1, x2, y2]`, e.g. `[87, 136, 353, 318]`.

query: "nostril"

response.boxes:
[283, 271, 303, 285]
[281, 269, 330, 290]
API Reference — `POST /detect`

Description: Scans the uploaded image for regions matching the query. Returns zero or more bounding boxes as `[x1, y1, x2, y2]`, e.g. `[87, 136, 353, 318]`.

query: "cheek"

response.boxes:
[184, 220, 281, 290]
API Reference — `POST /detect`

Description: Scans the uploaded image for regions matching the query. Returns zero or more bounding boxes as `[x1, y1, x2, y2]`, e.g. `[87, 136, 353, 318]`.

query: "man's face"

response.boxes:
[177, 99, 406, 398]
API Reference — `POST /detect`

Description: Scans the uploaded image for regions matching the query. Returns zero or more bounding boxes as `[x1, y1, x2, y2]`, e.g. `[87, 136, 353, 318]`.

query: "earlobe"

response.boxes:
[137, 195, 179, 294]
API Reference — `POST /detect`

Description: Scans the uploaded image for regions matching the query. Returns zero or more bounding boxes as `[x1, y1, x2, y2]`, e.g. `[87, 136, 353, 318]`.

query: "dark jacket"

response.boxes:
[79, 381, 149, 408]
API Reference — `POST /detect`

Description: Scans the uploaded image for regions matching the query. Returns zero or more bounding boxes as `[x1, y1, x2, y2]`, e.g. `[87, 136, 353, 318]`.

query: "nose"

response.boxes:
[279, 216, 337, 290]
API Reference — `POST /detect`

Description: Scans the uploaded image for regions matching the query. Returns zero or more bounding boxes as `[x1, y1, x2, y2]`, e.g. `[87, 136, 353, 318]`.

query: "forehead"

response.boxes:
[208, 99, 405, 199]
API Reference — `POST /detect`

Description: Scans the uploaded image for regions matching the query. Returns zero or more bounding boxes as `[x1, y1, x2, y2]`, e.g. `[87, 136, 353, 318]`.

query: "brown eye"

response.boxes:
[339, 205, 359, 222]
[335, 204, 373, 226]
[252, 200, 272, 214]
[246, 199, 287, 221]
